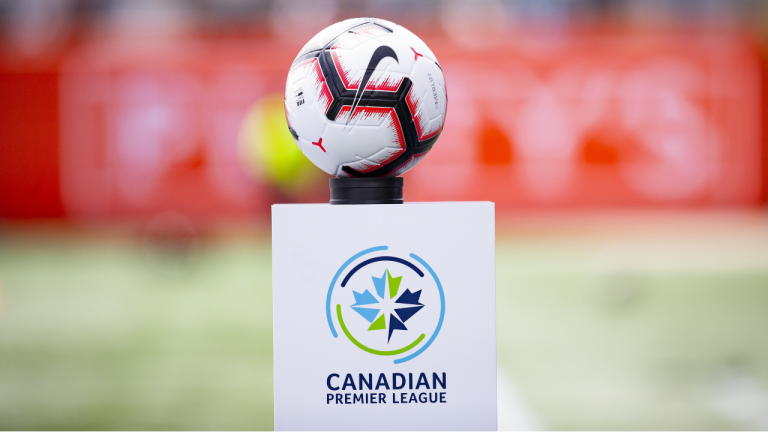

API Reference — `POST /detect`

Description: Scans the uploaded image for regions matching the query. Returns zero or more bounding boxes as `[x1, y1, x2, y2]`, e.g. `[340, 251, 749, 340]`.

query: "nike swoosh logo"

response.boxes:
[346, 45, 399, 127]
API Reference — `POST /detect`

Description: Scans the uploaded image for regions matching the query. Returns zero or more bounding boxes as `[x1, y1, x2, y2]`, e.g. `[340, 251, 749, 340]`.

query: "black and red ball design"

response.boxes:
[284, 18, 447, 177]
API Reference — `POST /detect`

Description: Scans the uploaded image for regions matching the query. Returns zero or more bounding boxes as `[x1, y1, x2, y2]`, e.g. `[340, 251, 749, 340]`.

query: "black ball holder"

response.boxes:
[329, 177, 403, 205]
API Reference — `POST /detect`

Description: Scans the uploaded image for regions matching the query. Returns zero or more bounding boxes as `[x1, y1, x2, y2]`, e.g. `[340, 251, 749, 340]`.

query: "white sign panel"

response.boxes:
[272, 202, 496, 430]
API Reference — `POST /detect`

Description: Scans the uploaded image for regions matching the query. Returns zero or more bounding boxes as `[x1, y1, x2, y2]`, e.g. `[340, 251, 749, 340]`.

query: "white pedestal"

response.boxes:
[272, 202, 496, 430]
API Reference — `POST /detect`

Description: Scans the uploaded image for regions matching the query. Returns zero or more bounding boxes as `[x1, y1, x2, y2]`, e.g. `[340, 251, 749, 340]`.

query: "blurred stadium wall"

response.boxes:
[1, 0, 766, 223]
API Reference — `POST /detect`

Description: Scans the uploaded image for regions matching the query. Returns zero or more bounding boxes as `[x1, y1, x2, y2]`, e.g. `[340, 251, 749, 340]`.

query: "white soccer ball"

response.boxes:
[284, 18, 447, 177]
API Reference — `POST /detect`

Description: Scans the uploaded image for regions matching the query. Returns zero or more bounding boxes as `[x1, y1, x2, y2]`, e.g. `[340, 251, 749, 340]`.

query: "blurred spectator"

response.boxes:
[1, 0, 73, 59]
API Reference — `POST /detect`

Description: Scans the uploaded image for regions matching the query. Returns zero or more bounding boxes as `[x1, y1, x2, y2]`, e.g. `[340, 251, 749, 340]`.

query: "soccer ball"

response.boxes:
[284, 18, 447, 177]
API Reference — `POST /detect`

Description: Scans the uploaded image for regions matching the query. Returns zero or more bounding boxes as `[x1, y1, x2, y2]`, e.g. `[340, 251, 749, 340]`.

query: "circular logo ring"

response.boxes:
[326, 246, 445, 364]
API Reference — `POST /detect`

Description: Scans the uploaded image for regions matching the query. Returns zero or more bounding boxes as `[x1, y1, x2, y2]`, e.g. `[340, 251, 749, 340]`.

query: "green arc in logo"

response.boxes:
[336, 304, 425, 356]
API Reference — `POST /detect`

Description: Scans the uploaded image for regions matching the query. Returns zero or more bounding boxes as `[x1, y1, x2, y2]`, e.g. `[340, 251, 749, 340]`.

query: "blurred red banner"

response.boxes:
[407, 30, 766, 208]
[1, 28, 765, 220]
[57, 39, 290, 220]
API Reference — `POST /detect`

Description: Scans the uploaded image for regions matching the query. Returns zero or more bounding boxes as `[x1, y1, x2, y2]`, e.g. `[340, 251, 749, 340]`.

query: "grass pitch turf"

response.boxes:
[1, 214, 767, 430]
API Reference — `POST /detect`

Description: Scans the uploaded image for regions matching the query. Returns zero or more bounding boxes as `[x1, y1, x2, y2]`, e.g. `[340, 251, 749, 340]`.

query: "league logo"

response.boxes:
[326, 246, 445, 364]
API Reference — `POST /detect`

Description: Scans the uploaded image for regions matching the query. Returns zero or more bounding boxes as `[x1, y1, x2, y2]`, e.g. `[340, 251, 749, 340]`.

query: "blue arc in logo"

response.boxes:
[326, 246, 445, 364]
[326, 246, 387, 338]
[341, 256, 424, 287]
[394, 253, 444, 364]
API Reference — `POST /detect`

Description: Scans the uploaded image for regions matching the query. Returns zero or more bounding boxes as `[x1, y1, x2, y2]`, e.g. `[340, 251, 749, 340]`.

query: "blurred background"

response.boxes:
[1, 0, 768, 429]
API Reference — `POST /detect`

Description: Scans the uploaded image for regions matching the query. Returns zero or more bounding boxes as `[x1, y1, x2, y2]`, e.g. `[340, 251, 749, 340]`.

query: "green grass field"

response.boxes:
[1, 212, 767, 430]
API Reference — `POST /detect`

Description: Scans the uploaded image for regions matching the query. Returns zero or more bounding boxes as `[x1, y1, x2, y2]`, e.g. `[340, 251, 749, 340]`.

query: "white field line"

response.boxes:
[498, 368, 540, 431]
[708, 367, 768, 430]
